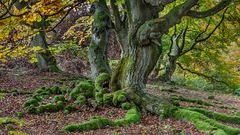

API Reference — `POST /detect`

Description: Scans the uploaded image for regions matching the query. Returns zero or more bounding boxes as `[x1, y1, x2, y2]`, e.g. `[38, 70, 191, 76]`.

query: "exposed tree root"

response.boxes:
[61, 106, 141, 132]
[174, 109, 240, 135]
[22, 74, 240, 134]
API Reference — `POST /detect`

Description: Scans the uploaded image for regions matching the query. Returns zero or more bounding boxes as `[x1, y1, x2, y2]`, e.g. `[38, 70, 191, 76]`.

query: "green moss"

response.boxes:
[24, 99, 39, 107]
[121, 102, 131, 110]
[0, 92, 5, 100]
[234, 88, 240, 96]
[25, 105, 37, 114]
[57, 101, 65, 109]
[113, 90, 127, 106]
[171, 96, 213, 106]
[37, 103, 59, 113]
[95, 73, 111, 91]
[64, 105, 77, 113]
[8, 130, 28, 135]
[50, 86, 62, 94]
[70, 81, 95, 99]
[62, 116, 113, 132]
[188, 108, 240, 125]
[114, 106, 141, 126]
[0, 117, 25, 126]
[208, 95, 215, 99]
[95, 91, 104, 105]
[103, 93, 113, 105]
[174, 109, 240, 135]
[75, 95, 86, 106]
[15, 112, 24, 118]
[62, 106, 141, 132]
[54, 95, 66, 102]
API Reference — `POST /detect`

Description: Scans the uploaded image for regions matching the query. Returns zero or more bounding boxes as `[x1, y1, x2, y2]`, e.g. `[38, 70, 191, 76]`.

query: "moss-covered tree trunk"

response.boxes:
[31, 30, 58, 71]
[109, 0, 175, 116]
[15, 1, 58, 71]
[88, 0, 111, 79]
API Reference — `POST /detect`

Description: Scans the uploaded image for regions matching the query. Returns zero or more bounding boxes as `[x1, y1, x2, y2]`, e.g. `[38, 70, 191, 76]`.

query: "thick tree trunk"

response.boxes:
[109, 0, 175, 116]
[31, 31, 58, 71]
[88, 0, 111, 79]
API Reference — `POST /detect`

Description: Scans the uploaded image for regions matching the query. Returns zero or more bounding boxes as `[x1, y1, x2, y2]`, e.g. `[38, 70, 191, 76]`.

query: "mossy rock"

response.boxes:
[0, 117, 25, 126]
[95, 73, 111, 91]
[15, 112, 24, 118]
[70, 81, 95, 99]
[57, 101, 65, 109]
[34, 87, 50, 96]
[37, 103, 59, 113]
[50, 86, 62, 94]
[113, 90, 127, 106]
[54, 95, 66, 102]
[25, 105, 37, 114]
[64, 105, 77, 113]
[208, 95, 215, 99]
[24, 99, 39, 107]
[103, 93, 113, 105]
[95, 91, 104, 105]
[62, 116, 113, 132]
[121, 102, 131, 110]
[74, 95, 87, 106]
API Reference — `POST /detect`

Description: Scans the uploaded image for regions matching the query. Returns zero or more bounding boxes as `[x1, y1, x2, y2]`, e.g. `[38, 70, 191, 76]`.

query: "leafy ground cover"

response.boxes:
[0, 69, 239, 135]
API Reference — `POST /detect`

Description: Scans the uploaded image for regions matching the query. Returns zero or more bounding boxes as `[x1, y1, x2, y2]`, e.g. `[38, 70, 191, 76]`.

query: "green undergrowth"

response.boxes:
[174, 109, 240, 135]
[22, 73, 240, 134]
[0, 117, 27, 135]
[61, 106, 141, 132]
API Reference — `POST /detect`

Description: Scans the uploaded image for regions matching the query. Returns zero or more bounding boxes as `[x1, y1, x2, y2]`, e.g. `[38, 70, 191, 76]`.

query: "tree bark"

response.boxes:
[88, 0, 111, 79]
[109, 0, 175, 115]
[31, 31, 58, 71]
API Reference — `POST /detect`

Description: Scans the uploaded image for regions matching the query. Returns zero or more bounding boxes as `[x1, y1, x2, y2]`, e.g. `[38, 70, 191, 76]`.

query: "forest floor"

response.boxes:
[0, 68, 240, 135]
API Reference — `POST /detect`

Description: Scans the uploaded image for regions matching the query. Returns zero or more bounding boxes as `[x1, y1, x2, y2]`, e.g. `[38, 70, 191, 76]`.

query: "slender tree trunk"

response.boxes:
[88, 0, 111, 79]
[31, 31, 58, 71]
[158, 55, 177, 82]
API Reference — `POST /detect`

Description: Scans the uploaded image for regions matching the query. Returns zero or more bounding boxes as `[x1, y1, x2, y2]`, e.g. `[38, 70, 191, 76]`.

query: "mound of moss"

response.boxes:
[95, 73, 111, 91]
[70, 80, 95, 99]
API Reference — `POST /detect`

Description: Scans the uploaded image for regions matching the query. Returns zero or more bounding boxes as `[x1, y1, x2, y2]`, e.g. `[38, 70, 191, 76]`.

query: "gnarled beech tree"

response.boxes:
[90, 0, 233, 115]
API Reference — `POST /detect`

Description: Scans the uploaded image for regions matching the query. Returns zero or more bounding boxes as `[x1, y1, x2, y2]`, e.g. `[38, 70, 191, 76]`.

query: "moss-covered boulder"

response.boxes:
[113, 90, 127, 106]
[70, 81, 95, 99]
[95, 73, 111, 91]
[37, 103, 59, 113]
[103, 93, 113, 105]
[23, 99, 39, 107]
[74, 95, 87, 106]
[54, 95, 66, 102]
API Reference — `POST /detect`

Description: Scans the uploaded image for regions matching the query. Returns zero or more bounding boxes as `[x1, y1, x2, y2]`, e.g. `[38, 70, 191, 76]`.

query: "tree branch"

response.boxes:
[186, 0, 232, 18]
[177, 62, 230, 87]
[110, 0, 122, 31]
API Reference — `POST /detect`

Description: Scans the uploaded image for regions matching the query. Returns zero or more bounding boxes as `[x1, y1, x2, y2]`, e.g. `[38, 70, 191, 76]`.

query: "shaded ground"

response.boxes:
[0, 69, 239, 135]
